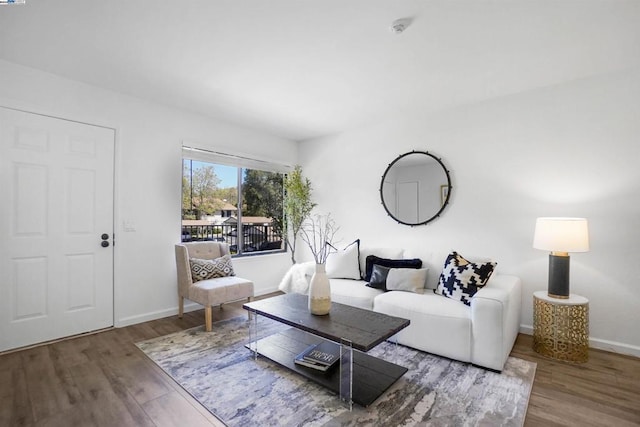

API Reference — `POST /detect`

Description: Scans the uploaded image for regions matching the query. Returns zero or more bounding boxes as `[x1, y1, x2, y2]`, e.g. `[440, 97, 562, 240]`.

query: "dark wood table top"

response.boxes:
[243, 293, 410, 352]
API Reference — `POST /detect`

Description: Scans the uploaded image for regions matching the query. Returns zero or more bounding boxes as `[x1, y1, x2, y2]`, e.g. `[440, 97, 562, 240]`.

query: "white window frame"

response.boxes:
[182, 145, 291, 257]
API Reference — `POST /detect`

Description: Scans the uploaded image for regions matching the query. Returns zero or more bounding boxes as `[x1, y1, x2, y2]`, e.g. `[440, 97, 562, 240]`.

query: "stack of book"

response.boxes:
[294, 341, 340, 372]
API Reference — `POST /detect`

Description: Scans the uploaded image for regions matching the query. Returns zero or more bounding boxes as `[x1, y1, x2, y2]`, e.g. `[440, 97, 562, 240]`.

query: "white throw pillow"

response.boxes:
[326, 240, 361, 280]
[386, 268, 429, 293]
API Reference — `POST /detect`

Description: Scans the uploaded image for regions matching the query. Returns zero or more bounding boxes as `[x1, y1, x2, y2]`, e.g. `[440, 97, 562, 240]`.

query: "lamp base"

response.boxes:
[548, 253, 570, 299]
[547, 292, 570, 299]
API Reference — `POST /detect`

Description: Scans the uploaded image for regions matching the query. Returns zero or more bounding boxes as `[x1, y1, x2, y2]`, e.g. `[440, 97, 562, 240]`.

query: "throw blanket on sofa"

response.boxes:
[278, 262, 314, 294]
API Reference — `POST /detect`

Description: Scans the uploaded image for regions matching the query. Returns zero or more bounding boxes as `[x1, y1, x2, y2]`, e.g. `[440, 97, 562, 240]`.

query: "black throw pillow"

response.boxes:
[364, 255, 422, 282]
[366, 264, 391, 291]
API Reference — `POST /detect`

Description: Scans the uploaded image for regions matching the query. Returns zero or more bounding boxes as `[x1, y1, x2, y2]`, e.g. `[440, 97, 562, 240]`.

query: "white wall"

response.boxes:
[3, 58, 639, 356]
[299, 69, 640, 357]
[0, 60, 297, 327]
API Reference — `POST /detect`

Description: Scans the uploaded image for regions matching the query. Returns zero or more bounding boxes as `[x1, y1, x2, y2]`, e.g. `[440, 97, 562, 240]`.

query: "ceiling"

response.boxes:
[1, 0, 639, 141]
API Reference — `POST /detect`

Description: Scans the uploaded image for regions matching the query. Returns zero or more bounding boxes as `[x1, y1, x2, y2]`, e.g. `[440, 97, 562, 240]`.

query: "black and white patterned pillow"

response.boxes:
[435, 252, 496, 306]
[190, 255, 235, 282]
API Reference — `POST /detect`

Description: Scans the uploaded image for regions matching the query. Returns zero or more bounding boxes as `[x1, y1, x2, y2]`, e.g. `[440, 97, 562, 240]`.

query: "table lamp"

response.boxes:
[533, 217, 589, 299]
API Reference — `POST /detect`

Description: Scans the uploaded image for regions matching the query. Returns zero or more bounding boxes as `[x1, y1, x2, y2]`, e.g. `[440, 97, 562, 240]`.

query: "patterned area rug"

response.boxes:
[136, 316, 535, 427]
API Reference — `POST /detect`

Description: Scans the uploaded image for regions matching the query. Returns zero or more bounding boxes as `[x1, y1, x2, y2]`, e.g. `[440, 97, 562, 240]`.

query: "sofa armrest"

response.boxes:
[470, 274, 522, 371]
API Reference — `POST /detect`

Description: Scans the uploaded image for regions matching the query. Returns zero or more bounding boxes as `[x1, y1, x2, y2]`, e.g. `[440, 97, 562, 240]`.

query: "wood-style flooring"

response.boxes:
[1, 294, 639, 426]
[511, 334, 640, 426]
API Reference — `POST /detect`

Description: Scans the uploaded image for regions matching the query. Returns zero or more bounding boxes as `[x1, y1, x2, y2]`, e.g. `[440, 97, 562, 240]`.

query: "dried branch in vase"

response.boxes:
[300, 213, 339, 265]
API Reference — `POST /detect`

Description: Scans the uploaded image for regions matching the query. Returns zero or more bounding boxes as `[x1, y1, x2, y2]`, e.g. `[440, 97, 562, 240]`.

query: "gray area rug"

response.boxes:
[136, 316, 536, 427]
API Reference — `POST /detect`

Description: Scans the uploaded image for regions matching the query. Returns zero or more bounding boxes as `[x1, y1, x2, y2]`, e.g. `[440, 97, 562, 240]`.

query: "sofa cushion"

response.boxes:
[374, 291, 472, 363]
[190, 255, 235, 282]
[326, 239, 360, 280]
[364, 255, 422, 282]
[435, 251, 496, 306]
[189, 275, 253, 306]
[329, 278, 383, 310]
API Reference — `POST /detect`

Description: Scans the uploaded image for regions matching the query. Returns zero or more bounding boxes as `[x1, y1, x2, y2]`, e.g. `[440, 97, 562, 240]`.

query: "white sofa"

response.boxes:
[285, 247, 521, 371]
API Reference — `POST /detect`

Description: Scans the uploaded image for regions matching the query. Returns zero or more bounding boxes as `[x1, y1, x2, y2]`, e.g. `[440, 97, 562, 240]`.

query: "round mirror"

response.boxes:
[380, 151, 452, 226]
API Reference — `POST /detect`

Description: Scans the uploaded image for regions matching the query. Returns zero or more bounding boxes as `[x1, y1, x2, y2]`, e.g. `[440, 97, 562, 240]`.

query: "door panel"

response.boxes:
[65, 253, 95, 311]
[0, 107, 115, 351]
[13, 162, 48, 236]
[11, 256, 48, 321]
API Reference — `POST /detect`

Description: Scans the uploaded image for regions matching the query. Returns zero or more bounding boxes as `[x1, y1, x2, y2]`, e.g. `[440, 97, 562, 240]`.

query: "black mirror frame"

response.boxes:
[379, 150, 452, 226]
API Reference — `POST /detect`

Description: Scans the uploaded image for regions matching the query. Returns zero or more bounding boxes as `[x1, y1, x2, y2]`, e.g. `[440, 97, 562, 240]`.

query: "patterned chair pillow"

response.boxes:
[435, 251, 496, 306]
[190, 255, 235, 282]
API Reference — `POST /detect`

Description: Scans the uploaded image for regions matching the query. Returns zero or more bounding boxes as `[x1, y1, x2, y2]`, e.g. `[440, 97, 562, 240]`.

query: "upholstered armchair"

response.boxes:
[175, 242, 254, 331]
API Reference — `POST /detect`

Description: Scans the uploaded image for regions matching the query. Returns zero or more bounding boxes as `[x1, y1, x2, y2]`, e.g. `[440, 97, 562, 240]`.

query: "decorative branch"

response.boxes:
[300, 213, 339, 264]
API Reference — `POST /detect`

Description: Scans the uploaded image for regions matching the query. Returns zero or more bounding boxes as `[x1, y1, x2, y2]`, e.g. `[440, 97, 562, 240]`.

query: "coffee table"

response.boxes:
[242, 293, 410, 408]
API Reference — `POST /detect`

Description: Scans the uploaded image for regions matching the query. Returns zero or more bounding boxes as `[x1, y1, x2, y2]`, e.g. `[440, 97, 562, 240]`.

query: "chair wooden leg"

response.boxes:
[205, 306, 212, 332]
[178, 296, 184, 318]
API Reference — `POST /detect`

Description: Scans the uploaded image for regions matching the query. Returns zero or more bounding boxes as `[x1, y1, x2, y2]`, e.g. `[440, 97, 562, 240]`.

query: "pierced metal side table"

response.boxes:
[533, 291, 589, 363]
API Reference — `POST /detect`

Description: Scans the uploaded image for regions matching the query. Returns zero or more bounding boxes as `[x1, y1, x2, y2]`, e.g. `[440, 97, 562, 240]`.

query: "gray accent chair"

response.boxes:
[175, 242, 254, 331]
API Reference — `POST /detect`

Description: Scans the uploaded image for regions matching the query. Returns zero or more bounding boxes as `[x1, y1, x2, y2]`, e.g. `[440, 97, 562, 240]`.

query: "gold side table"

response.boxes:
[533, 291, 589, 363]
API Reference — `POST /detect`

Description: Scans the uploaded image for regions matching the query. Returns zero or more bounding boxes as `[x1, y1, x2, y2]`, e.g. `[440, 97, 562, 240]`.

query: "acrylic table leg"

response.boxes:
[339, 338, 353, 411]
[392, 334, 398, 364]
[249, 309, 259, 360]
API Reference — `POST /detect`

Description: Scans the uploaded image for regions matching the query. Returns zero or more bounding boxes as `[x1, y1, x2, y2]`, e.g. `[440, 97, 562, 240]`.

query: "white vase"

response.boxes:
[308, 263, 331, 315]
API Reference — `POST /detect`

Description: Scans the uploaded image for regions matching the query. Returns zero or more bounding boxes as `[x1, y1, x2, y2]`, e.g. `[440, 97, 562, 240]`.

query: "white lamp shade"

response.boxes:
[533, 217, 590, 253]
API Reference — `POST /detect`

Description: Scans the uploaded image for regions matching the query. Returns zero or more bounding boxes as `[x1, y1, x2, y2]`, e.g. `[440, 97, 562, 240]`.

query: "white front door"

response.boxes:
[0, 107, 115, 352]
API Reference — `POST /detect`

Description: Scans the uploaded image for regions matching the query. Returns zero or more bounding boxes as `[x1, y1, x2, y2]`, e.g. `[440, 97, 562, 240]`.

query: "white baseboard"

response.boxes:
[589, 338, 640, 358]
[256, 286, 280, 296]
[115, 302, 201, 327]
[519, 324, 640, 359]
[115, 287, 281, 328]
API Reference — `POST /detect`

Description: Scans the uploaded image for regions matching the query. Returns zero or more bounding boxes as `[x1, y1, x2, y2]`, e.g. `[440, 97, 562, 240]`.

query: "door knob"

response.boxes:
[101, 241, 109, 248]
[101, 233, 109, 240]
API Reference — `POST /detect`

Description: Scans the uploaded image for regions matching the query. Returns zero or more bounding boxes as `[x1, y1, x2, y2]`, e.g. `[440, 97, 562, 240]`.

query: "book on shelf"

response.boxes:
[303, 340, 340, 366]
[294, 352, 332, 371]
[293, 341, 340, 372]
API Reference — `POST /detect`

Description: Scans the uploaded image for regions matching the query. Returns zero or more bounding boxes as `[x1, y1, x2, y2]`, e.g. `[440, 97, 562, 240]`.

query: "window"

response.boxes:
[181, 147, 288, 256]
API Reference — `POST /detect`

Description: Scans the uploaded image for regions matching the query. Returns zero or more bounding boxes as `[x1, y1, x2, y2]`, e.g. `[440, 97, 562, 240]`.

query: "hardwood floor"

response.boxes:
[511, 334, 640, 426]
[0, 308, 229, 427]
[1, 296, 639, 426]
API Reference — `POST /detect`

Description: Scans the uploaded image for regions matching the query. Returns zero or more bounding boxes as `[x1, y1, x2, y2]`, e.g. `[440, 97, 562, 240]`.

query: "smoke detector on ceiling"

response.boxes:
[390, 18, 411, 34]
